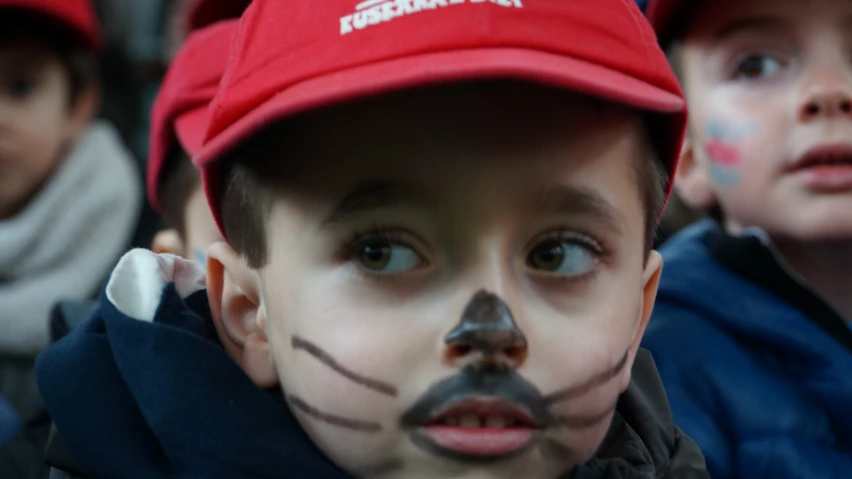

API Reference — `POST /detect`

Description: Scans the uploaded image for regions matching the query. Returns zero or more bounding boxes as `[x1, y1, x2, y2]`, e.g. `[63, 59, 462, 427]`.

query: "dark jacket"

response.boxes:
[642, 220, 852, 479]
[37, 250, 708, 479]
[0, 396, 19, 447]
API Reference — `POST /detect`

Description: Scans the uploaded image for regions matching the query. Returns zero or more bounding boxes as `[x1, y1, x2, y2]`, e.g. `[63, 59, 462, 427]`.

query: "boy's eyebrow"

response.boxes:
[527, 185, 625, 234]
[712, 16, 788, 44]
[322, 180, 436, 225]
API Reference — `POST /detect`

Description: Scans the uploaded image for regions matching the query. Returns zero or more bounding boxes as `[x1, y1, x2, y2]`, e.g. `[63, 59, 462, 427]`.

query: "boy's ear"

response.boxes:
[673, 139, 716, 210]
[68, 84, 100, 140]
[151, 229, 185, 257]
[620, 250, 663, 392]
[206, 241, 279, 388]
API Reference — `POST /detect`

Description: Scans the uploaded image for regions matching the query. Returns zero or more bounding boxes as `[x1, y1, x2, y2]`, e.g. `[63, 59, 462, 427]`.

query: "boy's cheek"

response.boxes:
[266, 316, 426, 470]
[700, 119, 762, 187]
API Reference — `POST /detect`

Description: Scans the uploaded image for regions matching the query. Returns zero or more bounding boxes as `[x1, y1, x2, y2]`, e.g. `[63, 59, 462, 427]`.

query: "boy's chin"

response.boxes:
[357, 451, 571, 479]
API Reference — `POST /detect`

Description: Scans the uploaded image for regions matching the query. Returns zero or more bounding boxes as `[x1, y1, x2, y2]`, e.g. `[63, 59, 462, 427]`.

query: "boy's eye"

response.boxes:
[356, 239, 421, 273]
[527, 240, 597, 277]
[2, 76, 37, 100]
[733, 55, 782, 80]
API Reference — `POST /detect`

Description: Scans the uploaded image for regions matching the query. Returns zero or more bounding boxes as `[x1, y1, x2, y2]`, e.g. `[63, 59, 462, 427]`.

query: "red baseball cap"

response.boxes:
[0, 0, 101, 50]
[197, 0, 688, 234]
[147, 20, 237, 213]
[186, 0, 251, 32]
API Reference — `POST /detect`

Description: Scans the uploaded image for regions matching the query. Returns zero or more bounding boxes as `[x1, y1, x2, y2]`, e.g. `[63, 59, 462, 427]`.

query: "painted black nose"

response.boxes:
[443, 290, 528, 369]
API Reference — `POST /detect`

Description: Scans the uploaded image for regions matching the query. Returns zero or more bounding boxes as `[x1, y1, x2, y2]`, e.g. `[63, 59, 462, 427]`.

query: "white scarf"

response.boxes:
[0, 121, 142, 357]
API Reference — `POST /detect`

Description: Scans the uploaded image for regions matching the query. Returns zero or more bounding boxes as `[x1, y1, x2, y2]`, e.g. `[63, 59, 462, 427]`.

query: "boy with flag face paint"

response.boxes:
[36, 1, 709, 477]
[641, 0, 852, 477]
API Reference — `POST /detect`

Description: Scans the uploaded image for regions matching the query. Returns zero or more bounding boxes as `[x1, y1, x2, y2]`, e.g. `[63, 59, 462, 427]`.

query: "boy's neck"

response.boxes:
[771, 238, 852, 322]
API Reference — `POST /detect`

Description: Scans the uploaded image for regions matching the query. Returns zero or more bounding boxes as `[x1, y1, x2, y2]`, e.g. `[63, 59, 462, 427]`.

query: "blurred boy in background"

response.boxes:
[146, 20, 235, 263]
[641, 0, 852, 477]
[148, 0, 249, 262]
[0, 0, 140, 415]
[34, 3, 245, 477]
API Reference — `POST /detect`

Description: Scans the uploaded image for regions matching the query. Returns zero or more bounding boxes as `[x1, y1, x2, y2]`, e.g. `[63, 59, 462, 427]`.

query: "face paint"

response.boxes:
[443, 290, 528, 370]
[709, 163, 742, 186]
[193, 248, 206, 265]
[288, 395, 382, 432]
[286, 293, 627, 465]
[542, 350, 629, 406]
[292, 336, 398, 396]
[398, 291, 630, 464]
[288, 337, 399, 434]
[704, 121, 757, 186]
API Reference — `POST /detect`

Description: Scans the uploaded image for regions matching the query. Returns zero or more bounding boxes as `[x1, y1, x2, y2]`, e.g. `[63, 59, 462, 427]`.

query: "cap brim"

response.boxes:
[199, 46, 686, 231]
[175, 105, 209, 157]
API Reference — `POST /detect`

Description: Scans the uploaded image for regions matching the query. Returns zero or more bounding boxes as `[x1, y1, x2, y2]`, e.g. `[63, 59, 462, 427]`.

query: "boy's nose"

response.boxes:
[798, 80, 852, 122]
[443, 290, 528, 370]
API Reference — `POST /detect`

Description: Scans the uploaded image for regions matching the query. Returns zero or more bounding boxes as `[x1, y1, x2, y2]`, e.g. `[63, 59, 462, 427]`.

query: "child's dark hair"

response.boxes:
[0, 8, 99, 107]
[218, 84, 670, 269]
[157, 146, 202, 240]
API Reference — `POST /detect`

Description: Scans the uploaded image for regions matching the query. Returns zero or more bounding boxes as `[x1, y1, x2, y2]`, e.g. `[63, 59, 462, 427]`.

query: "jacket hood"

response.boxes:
[36, 250, 350, 479]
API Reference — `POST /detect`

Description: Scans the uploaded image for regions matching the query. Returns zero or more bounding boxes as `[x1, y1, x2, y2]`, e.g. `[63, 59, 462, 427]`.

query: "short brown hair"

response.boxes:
[0, 8, 99, 107]
[157, 147, 202, 240]
[220, 91, 669, 269]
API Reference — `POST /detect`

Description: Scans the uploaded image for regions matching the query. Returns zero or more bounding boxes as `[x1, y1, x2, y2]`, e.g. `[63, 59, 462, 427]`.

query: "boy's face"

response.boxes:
[676, 0, 852, 239]
[212, 85, 662, 478]
[0, 41, 92, 220]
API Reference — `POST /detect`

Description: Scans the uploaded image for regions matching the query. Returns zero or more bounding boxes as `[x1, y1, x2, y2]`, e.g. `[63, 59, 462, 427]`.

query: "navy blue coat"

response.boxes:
[643, 220, 852, 479]
[0, 396, 19, 447]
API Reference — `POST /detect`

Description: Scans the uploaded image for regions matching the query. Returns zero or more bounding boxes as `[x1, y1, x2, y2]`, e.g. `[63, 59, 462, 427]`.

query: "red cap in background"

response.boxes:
[196, 0, 688, 236]
[147, 20, 237, 213]
[0, 0, 101, 50]
[186, 0, 251, 31]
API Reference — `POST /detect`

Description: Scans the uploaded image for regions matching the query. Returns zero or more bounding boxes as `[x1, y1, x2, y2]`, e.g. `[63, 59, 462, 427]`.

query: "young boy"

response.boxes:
[0, 0, 140, 411]
[36, 1, 709, 477]
[641, 0, 852, 477]
[147, 19, 233, 263]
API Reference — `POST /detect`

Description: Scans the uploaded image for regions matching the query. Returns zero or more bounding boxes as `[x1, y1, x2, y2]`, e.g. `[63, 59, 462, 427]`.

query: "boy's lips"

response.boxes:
[418, 397, 538, 458]
[401, 367, 551, 462]
[789, 144, 852, 191]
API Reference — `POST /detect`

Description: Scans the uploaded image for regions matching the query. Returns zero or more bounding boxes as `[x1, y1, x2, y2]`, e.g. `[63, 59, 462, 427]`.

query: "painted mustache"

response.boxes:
[287, 289, 628, 472]
[400, 365, 552, 429]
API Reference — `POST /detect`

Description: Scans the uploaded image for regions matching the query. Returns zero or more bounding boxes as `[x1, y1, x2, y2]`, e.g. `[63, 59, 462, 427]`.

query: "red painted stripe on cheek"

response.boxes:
[705, 140, 741, 166]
